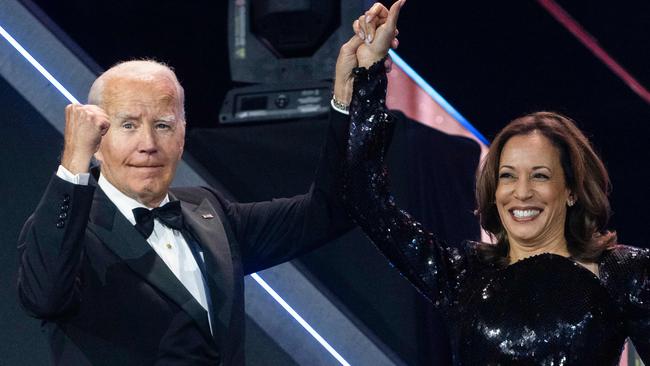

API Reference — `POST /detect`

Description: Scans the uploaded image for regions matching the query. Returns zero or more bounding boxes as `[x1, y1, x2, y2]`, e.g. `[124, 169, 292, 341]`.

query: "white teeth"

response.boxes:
[512, 209, 540, 219]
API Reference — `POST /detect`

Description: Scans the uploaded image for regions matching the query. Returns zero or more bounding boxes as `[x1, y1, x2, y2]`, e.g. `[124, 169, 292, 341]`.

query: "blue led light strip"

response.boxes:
[389, 50, 490, 145]
[0, 24, 80, 104]
[0, 21, 351, 366]
[251, 273, 351, 366]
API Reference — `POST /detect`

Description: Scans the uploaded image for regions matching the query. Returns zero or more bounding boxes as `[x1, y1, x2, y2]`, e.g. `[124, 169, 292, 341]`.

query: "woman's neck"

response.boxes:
[507, 237, 600, 277]
[508, 238, 570, 264]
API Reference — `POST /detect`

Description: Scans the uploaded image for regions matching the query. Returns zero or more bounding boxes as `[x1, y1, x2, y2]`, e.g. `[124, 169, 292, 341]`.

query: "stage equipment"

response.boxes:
[250, 1, 339, 58]
[224, 0, 363, 125]
[227, 0, 362, 84]
[219, 81, 331, 124]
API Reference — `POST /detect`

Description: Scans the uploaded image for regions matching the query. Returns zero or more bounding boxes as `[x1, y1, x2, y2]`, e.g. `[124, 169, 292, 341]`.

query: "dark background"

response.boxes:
[5, 0, 650, 364]
[29, 0, 650, 247]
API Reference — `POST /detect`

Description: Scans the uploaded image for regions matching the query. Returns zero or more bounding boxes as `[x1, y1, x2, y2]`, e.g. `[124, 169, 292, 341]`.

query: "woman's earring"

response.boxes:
[567, 197, 576, 207]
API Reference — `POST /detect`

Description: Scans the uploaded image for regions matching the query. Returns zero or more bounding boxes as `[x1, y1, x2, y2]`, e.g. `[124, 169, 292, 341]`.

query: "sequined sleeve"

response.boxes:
[601, 246, 650, 362]
[622, 248, 650, 361]
[342, 59, 474, 309]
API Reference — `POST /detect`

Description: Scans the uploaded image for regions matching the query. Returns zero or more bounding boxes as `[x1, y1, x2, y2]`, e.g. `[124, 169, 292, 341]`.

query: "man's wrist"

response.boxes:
[61, 150, 93, 175]
[333, 77, 353, 101]
[57, 165, 90, 185]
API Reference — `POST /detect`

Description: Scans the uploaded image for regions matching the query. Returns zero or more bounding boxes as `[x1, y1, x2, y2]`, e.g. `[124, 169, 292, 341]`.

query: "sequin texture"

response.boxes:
[343, 59, 650, 365]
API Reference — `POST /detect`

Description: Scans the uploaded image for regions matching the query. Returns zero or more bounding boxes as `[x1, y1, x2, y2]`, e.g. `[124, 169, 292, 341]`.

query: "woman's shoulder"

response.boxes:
[460, 240, 486, 258]
[600, 244, 650, 266]
[599, 244, 649, 306]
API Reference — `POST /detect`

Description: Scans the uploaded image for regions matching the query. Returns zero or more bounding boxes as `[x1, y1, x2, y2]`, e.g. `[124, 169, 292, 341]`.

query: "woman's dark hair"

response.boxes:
[475, 111, 616, 266]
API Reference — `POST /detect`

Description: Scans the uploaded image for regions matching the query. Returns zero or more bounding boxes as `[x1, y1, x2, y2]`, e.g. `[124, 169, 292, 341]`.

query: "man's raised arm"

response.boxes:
[17, 104, 109, 318]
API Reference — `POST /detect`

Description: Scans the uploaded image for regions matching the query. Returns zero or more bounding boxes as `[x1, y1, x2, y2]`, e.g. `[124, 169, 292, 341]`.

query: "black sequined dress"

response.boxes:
[343, 60, 650, 365]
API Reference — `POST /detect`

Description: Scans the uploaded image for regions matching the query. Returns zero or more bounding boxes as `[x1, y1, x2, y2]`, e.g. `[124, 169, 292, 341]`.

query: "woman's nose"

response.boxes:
[513, 179, 533, 201]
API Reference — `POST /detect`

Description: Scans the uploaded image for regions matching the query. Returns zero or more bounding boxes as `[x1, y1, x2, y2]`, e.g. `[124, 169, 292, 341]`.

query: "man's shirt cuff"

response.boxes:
[56, 165, 90, 185]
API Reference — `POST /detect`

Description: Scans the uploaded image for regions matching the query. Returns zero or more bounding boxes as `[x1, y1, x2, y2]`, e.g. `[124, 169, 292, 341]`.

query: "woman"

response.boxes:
[333, 1, 650, 364]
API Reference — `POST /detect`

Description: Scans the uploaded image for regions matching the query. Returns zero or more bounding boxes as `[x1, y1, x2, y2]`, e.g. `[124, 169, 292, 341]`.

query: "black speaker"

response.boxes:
[227, 0, 364, 84]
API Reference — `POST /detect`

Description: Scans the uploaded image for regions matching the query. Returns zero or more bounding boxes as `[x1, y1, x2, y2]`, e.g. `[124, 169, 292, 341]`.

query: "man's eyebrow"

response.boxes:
[156, 115, 177, 122]
[115, 112, 140, 120]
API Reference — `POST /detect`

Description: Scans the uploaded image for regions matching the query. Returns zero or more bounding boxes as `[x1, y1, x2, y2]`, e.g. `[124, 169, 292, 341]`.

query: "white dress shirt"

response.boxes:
[56, 166, 212, 327]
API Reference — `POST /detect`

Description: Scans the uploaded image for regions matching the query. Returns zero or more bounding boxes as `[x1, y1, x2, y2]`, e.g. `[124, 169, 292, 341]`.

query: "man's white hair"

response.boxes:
[87, 59, 185, 119]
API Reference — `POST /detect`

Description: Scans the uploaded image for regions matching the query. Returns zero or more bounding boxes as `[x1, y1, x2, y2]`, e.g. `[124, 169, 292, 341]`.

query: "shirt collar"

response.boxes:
[98, 173, 170, 226]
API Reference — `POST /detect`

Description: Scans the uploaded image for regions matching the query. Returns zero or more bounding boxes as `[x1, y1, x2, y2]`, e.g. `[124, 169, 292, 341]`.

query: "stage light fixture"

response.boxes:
[250, 0, 340, 58]
[227, 0, 362, 84]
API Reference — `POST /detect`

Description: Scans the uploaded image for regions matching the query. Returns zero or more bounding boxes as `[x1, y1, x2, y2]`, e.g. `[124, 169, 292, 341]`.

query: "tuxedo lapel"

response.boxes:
[86, 188, 214, 343]
[176, 195, 234, 343]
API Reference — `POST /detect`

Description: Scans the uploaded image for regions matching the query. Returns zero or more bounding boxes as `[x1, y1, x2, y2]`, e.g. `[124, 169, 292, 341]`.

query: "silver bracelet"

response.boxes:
[331, 96, 350, 112]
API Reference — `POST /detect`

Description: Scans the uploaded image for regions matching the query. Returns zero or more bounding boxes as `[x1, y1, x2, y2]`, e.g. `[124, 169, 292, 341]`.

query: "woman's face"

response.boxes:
[495, 132, 572, 249]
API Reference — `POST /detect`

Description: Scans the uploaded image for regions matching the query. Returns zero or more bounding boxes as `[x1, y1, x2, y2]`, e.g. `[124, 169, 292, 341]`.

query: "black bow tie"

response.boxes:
[132, 201, 184, 238]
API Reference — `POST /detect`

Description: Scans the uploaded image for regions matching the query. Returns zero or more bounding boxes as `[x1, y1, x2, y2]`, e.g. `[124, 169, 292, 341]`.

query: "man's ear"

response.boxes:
[177, 121, 186, 160]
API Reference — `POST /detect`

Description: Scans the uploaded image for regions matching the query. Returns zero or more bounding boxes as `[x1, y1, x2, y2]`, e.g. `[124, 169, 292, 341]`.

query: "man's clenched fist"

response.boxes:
[61, 104, 110, 174]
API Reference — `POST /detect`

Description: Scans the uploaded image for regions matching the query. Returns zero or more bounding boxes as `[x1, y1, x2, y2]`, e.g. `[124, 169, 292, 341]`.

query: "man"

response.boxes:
[17, 43, 363, 364]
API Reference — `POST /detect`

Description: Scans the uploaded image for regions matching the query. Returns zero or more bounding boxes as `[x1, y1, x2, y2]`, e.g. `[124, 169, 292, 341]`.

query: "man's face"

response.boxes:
[95, 75, 185, 207]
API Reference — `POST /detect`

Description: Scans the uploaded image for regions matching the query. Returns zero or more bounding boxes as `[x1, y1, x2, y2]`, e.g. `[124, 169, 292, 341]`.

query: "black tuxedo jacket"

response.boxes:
[17, 110, 351, 365]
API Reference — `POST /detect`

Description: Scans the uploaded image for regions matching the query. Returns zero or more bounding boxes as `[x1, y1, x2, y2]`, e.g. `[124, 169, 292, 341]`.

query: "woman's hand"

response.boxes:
[354, 0, 405, 68]
[332, 0, 404, 106]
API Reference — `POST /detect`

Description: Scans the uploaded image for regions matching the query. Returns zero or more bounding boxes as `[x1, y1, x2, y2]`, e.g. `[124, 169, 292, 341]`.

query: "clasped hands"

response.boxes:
[333, 0, 405, 106]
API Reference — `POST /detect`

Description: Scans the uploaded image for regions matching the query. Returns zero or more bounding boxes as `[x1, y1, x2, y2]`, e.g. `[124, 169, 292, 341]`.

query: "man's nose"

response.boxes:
[138, 127, 158, 153]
